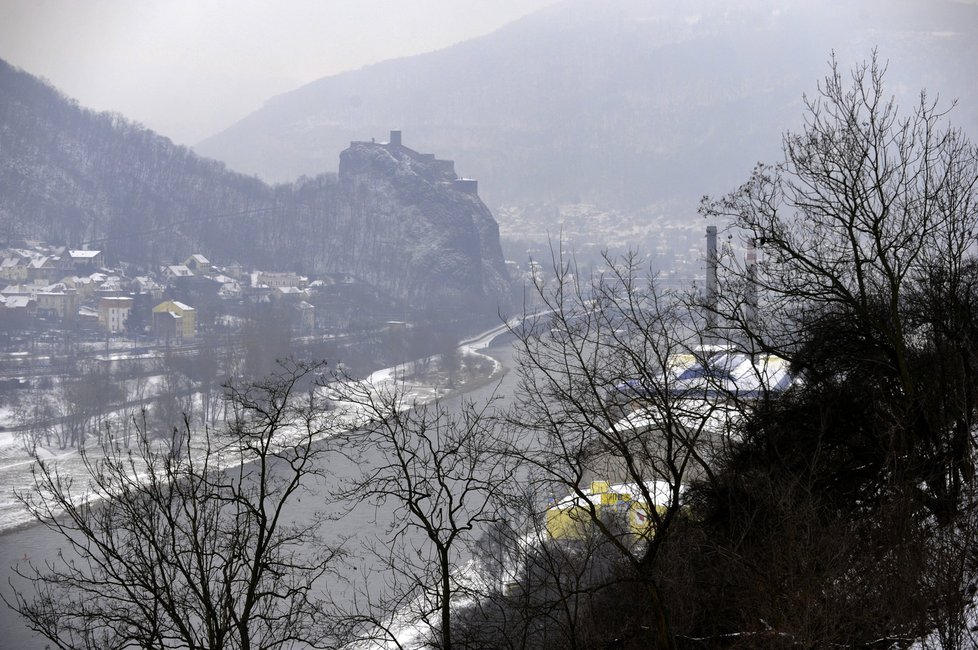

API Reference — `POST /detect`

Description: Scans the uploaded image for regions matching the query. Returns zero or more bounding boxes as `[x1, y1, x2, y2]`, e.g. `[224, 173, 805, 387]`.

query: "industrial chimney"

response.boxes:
[706, 226, 718, 336]
[745, 238, 758, 329]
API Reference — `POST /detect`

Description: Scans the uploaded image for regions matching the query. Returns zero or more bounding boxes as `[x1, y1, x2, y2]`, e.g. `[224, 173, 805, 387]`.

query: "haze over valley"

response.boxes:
[2, 2, 978, 648]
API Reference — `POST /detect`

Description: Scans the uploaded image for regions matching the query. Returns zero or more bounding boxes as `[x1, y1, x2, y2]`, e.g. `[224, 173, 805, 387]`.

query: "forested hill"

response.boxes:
[0, 59, 511, 317]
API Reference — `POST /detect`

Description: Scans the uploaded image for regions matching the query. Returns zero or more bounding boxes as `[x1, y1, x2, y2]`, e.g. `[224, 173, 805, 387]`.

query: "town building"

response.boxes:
[0, 256, 28, 282]
[37, 286, 78, 320]
[66, 249, 104, 272]
[256, 271, 305, 289]
[545, 480, 673, 540]
[99, 296, 134, 333]
[27, 256, 58, 282]
[184, 254, 211, 274]
[152, 300, 196, 340]
[163, 265, 194, 281]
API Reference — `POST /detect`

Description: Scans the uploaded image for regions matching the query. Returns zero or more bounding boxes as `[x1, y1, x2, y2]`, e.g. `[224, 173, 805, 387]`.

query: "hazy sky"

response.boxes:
[0, 1, 560, 146]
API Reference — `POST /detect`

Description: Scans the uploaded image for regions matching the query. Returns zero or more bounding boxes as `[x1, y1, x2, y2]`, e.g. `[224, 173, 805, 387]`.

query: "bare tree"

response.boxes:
[12, 389, 55, 457]
[689, 53, 978, 645]
[437, 333, 461, 388]
[332, 379, 516, 650]
[702, 52, 978, 521]
[119, 371, 148, 449]
[57, 376, 95, 451]
[5, 360, 341, 650]
[164, 344, 220, 428]
[501, 248, 740, 649]
[461, 484, 642, 650]
[919, 487, 978, 650]
[242, 303, 294, 381]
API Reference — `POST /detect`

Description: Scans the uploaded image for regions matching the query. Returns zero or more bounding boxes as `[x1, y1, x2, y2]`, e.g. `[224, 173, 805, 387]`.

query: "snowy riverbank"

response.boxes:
[0, 322, 514, 534]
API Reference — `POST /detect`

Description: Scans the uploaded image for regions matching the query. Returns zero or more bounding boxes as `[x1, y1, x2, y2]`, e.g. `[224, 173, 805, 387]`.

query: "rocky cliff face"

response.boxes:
[334, 137, 511, 315]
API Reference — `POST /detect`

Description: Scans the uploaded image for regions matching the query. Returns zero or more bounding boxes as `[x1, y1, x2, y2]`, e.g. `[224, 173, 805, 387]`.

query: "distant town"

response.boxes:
[0, 239, 453, 410]
[1, 243, 314, 342]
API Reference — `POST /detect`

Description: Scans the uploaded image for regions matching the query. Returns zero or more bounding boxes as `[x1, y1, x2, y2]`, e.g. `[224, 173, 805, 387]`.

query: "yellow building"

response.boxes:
[152, 300, 196, 340]
[544, 480, 675, 541]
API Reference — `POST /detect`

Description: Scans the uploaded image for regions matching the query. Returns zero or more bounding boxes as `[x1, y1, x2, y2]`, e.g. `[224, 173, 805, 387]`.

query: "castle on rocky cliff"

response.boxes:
[350, 130, 478, 196]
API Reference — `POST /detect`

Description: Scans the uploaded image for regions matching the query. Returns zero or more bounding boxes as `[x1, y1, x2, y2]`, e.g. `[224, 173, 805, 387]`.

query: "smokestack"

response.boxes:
[745, 238, 758, 329]
[705, 226, 718, 336]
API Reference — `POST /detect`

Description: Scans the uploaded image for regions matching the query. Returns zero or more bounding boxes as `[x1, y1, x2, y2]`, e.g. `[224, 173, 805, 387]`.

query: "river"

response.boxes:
[0, 334, 521, 649]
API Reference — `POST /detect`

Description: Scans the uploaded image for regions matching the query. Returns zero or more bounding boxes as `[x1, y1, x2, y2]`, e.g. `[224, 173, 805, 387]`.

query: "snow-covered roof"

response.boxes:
[615, 348, 793, 401]
[165, 265, 194, 277]
[98, 277, 123, 291]
[4, 296, 32, 308]
[613, 399, 742, 443]
[673, 352, 792, 397]
[131, 276, 161, 289]
[68, 249, 101, 259]
[550, 480, 678, 510]
[154, 300, 194, 313]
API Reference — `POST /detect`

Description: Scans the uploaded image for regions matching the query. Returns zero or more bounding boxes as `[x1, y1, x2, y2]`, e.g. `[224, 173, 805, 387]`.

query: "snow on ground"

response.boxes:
[0, 321, 520, 648]
[0, 325, 510, 533]
[344, 558, 493, 650]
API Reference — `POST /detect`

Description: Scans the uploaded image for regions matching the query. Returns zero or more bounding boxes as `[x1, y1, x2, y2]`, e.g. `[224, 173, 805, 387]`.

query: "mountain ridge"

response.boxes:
[196, 0, 978, 212]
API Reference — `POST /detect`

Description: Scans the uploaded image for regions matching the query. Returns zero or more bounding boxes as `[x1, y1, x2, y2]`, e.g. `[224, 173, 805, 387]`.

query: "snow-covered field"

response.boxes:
[0, 327, 511, 534]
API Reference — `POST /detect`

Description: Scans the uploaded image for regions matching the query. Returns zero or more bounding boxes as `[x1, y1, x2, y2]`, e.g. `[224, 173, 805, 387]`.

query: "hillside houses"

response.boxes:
[0, 242, 367, 346]
[0, 246, 106, 284]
